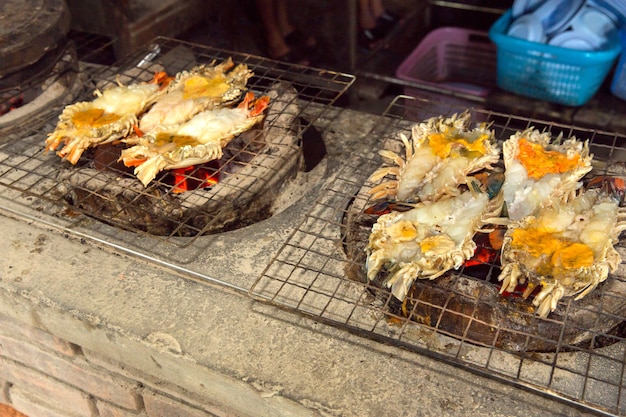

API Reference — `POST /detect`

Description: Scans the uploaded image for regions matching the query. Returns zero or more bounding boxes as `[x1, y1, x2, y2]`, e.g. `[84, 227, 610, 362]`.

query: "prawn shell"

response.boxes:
[501, 128, 593, 221]
[366, 189, 504, 301]
[138, 58, 254, 132]
[498, 188, 626, 317]
[46, 81, 164, 163]
[368, 111, 500, 203]
[121, 92, 270, 186]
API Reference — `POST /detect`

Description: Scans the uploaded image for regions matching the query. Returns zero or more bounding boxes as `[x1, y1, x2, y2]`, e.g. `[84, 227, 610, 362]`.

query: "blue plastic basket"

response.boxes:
[489, 10, 622, 106]
[610, 29, 626, 100]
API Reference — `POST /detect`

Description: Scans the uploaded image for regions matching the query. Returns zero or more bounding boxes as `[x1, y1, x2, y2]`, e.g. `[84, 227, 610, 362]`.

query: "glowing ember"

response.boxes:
[168, 161, 220, 193]
[0, 94, 24, 116]
[464, 231, 500, 268]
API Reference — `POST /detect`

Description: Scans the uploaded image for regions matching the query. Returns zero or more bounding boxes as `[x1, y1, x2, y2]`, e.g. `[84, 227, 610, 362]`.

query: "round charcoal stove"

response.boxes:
[30, 35, 352, 243]
[0, 0, 70, 77]
[343, 196, 626, 353]
[0, 0, 85, 136]
[56, 82, 306, 238]
[0, 37, 354, 253]
[340, 111, 626, 353]
[248, 97, 626, 415]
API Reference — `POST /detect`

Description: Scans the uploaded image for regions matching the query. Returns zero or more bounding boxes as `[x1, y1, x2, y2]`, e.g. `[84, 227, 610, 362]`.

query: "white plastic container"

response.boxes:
[507, 13, 546, 42]
[570, 5, 618, 48]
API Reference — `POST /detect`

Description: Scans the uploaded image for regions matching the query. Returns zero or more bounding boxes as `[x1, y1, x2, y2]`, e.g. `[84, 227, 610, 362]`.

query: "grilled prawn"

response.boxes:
[120, 91, 270, 186]
[498, 188, 626, 317]
[366, 186, 504, 301]
[369, 111, 500, 203]
[501, 128, 593, 221]
[137, 58, 253, 133]
[45, 72, 170, 164]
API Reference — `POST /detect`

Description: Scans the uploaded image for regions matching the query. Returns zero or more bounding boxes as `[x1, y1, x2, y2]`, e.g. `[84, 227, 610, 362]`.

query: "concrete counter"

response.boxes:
[0, 106, 594, 417]
[0, 214, 591, 417]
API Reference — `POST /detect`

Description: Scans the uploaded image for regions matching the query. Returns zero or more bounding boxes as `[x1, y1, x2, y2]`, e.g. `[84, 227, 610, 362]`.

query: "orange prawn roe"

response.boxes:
[182, 75, 230, 100]
[510, 228, 594, 276]
[427, 128, 488, 159]
[71, 108, 121, 128]
[517, 138, 581, 180]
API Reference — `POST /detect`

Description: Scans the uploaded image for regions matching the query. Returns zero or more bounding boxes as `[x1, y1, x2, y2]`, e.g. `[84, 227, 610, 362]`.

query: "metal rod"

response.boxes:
[428, 0, 507, 15]
[347, 0, 358, 105]
[358, 70, 487, 103]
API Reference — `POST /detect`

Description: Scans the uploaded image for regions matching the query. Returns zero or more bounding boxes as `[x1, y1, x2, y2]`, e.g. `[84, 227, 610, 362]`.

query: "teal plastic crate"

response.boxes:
[489, 10, 622, 106]
[610, 29, 626, 100]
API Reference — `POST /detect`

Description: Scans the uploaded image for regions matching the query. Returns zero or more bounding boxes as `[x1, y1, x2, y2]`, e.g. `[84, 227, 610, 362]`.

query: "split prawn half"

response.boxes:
[366, 184, 504, 301]
[45, 71, 171, 164]
[137, 58, 253, 134]
[120, 91, 270, 186]
[500, 127, 593, 221]
[368, 111, 500, 203]
[498, 187, 626, 317]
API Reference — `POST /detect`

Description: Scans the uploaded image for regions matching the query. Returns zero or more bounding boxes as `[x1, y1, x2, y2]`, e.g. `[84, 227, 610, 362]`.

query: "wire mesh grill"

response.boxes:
[1, 44, 79, 135]
[0, 31, 116, 130]
[68, 30, 116, 65]
[250, 95, 626, 416]
[0, 38, 354, 254]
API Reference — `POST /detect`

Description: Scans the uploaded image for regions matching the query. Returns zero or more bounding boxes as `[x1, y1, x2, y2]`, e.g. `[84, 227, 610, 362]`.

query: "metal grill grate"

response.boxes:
[68, 30, 116, 65]
[0, 31, 116, 134]
[250, 95, 626, 416]
[0, 38, 354, 257]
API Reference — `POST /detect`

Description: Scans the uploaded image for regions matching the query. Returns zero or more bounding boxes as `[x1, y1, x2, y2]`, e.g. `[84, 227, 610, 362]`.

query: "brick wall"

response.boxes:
[0, 313, 225, 417]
